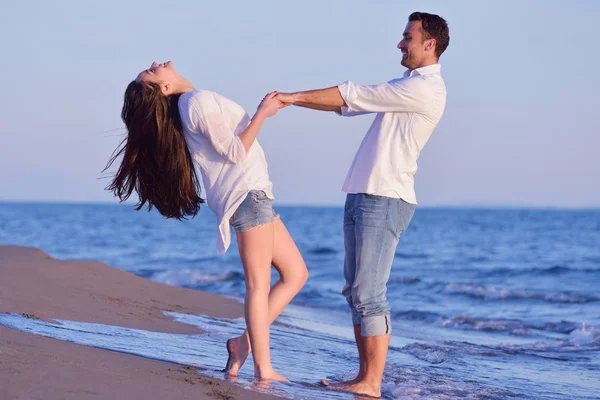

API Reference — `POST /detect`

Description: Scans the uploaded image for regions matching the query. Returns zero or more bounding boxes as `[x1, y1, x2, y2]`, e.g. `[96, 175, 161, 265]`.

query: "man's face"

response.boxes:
[397, 21, 430, 69]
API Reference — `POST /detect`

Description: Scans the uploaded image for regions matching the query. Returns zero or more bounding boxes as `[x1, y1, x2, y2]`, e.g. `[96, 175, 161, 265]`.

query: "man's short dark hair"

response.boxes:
[409, 12, 449, 58]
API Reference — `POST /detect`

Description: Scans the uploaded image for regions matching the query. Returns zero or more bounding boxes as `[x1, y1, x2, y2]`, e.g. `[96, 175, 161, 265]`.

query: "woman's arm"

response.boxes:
[238, 92, 282, 152]
[192, 92, 283, 163]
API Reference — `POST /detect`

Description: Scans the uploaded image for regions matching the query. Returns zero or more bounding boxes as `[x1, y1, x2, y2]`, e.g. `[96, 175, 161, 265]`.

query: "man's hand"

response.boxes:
[274, 92, 297, 106]
[273, 87, 345, 113]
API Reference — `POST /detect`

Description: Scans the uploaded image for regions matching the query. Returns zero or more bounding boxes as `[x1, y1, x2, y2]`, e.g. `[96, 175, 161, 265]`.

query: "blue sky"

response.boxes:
[1, 0, 598, 207]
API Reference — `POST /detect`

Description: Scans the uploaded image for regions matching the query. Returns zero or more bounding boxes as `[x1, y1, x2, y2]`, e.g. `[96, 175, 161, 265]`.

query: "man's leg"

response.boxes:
[324, 194, 368, 387]
[342, 194, 369, 380]
[323, 324, 367, 388]
[344, 195, 415, 398]
[352, 324, 367, 380]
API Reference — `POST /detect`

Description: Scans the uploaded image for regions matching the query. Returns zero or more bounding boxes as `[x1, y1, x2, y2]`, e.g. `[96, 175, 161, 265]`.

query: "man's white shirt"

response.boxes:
[338, 64, 447, 204]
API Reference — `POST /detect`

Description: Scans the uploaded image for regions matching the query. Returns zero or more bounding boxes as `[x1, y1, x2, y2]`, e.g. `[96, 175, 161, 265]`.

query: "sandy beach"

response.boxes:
[0, 245, 281, 400]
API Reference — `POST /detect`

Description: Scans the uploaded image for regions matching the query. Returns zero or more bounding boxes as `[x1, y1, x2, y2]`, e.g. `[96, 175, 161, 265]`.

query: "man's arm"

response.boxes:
[277, 78, 435, 114]
[294, 101, 341, 113]
[336, 79, 434, 113]
[276, 90, 372, 116]
[276, 87, 346, 108]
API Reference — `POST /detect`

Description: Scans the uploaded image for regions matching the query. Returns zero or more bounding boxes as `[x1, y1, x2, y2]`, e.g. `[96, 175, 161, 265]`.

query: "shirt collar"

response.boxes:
[403, 63, 442, 78]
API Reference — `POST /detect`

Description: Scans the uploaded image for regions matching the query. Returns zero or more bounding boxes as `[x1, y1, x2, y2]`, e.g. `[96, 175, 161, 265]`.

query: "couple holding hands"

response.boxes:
[107, 12, 449, 398]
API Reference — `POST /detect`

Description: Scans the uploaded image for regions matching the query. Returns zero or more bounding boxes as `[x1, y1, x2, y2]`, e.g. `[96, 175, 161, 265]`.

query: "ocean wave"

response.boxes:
[394, 310, 443, 323]
[144, 255, 218, 266]
[445, 282, 600, 304]
[134, 268, 163, 278]
[524, 265, 600, 276]
[439, 315, 581, 336]
[390, 276, 421, 285]
[402, 323, 600, 363]
[442, 314, 530, 335]
[537, 320, 582, 334]
[395, 251, 429, 259]
[495, 323, 600, 354]
[401, 343, 450, 364]
[584, 256, 600, 264]
[292, 287, 343, 306]
[152, 269, 244, 287]
[536, 265, 575, 275]
[383, 365, 524, 400]
[475, 265, 600, 279]
[567, 322, 600, 347]
[307, 247, 338, 255]
[395, 310, 580, 336]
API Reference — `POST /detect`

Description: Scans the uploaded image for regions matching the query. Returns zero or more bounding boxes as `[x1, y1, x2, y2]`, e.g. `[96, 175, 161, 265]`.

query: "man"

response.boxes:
[276, 12, 449, 398]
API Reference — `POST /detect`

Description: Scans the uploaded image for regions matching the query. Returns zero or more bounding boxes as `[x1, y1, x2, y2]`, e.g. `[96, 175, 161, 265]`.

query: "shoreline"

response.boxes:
[0, 245, 281, 400]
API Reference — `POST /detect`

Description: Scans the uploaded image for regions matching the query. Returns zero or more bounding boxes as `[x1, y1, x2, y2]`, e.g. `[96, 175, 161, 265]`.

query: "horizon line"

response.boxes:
[1, 199, 599, 211]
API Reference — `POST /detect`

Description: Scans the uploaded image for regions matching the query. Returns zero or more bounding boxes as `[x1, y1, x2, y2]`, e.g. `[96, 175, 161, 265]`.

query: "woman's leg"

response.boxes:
[235, 221, 283, 380]
[226, 218, 308, 377]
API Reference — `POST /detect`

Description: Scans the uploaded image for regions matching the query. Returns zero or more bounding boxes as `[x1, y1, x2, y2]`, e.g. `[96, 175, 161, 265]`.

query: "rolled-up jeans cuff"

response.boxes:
[361, 315, 391, 336]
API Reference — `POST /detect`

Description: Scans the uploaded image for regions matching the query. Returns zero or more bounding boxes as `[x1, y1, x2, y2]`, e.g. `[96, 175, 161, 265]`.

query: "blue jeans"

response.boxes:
[342, 193, 416, 336]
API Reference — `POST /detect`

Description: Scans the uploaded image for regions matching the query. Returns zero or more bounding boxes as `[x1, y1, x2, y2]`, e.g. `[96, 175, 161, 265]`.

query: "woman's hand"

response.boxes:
[256, 91, 285, 118]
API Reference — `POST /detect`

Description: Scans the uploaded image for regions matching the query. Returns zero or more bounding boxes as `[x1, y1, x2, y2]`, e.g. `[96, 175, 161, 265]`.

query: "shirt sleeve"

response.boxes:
[190, 104, 246, 164]
[337, 107, 373, 117]
[338, 78, 434, 114]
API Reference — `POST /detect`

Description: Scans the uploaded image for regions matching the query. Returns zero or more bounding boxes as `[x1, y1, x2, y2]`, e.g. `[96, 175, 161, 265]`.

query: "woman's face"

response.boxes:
[136, 61, 177, 84]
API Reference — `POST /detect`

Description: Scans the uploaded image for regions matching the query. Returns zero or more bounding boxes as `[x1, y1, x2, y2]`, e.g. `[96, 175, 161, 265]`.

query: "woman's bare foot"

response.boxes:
[224, 336, 251, 376]
[255, 368, 289, 383]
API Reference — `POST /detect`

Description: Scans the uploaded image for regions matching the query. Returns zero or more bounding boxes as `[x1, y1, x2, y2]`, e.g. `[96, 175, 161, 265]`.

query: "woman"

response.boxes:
[105, 61, 308, 382]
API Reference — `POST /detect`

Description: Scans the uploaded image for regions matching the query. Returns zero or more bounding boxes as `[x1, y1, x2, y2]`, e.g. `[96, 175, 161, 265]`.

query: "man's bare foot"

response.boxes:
[342, 381, 381, 398]
[321, 372, 366, 388]
[223, 336, 250, 376]
[320, 377, 359, 388]
[323, 379, 381, 398]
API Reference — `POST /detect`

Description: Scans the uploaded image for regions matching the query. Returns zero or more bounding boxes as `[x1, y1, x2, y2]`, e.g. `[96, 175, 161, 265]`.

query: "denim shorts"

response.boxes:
[230, 190, 279, 232]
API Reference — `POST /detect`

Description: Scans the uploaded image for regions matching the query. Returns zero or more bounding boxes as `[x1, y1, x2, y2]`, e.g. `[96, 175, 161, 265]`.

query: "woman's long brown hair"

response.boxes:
[104, 81, 204, 219]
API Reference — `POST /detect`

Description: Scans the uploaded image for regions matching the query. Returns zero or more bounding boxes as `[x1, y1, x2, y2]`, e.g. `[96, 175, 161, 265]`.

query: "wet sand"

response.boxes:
[0, 245, 281, 400]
